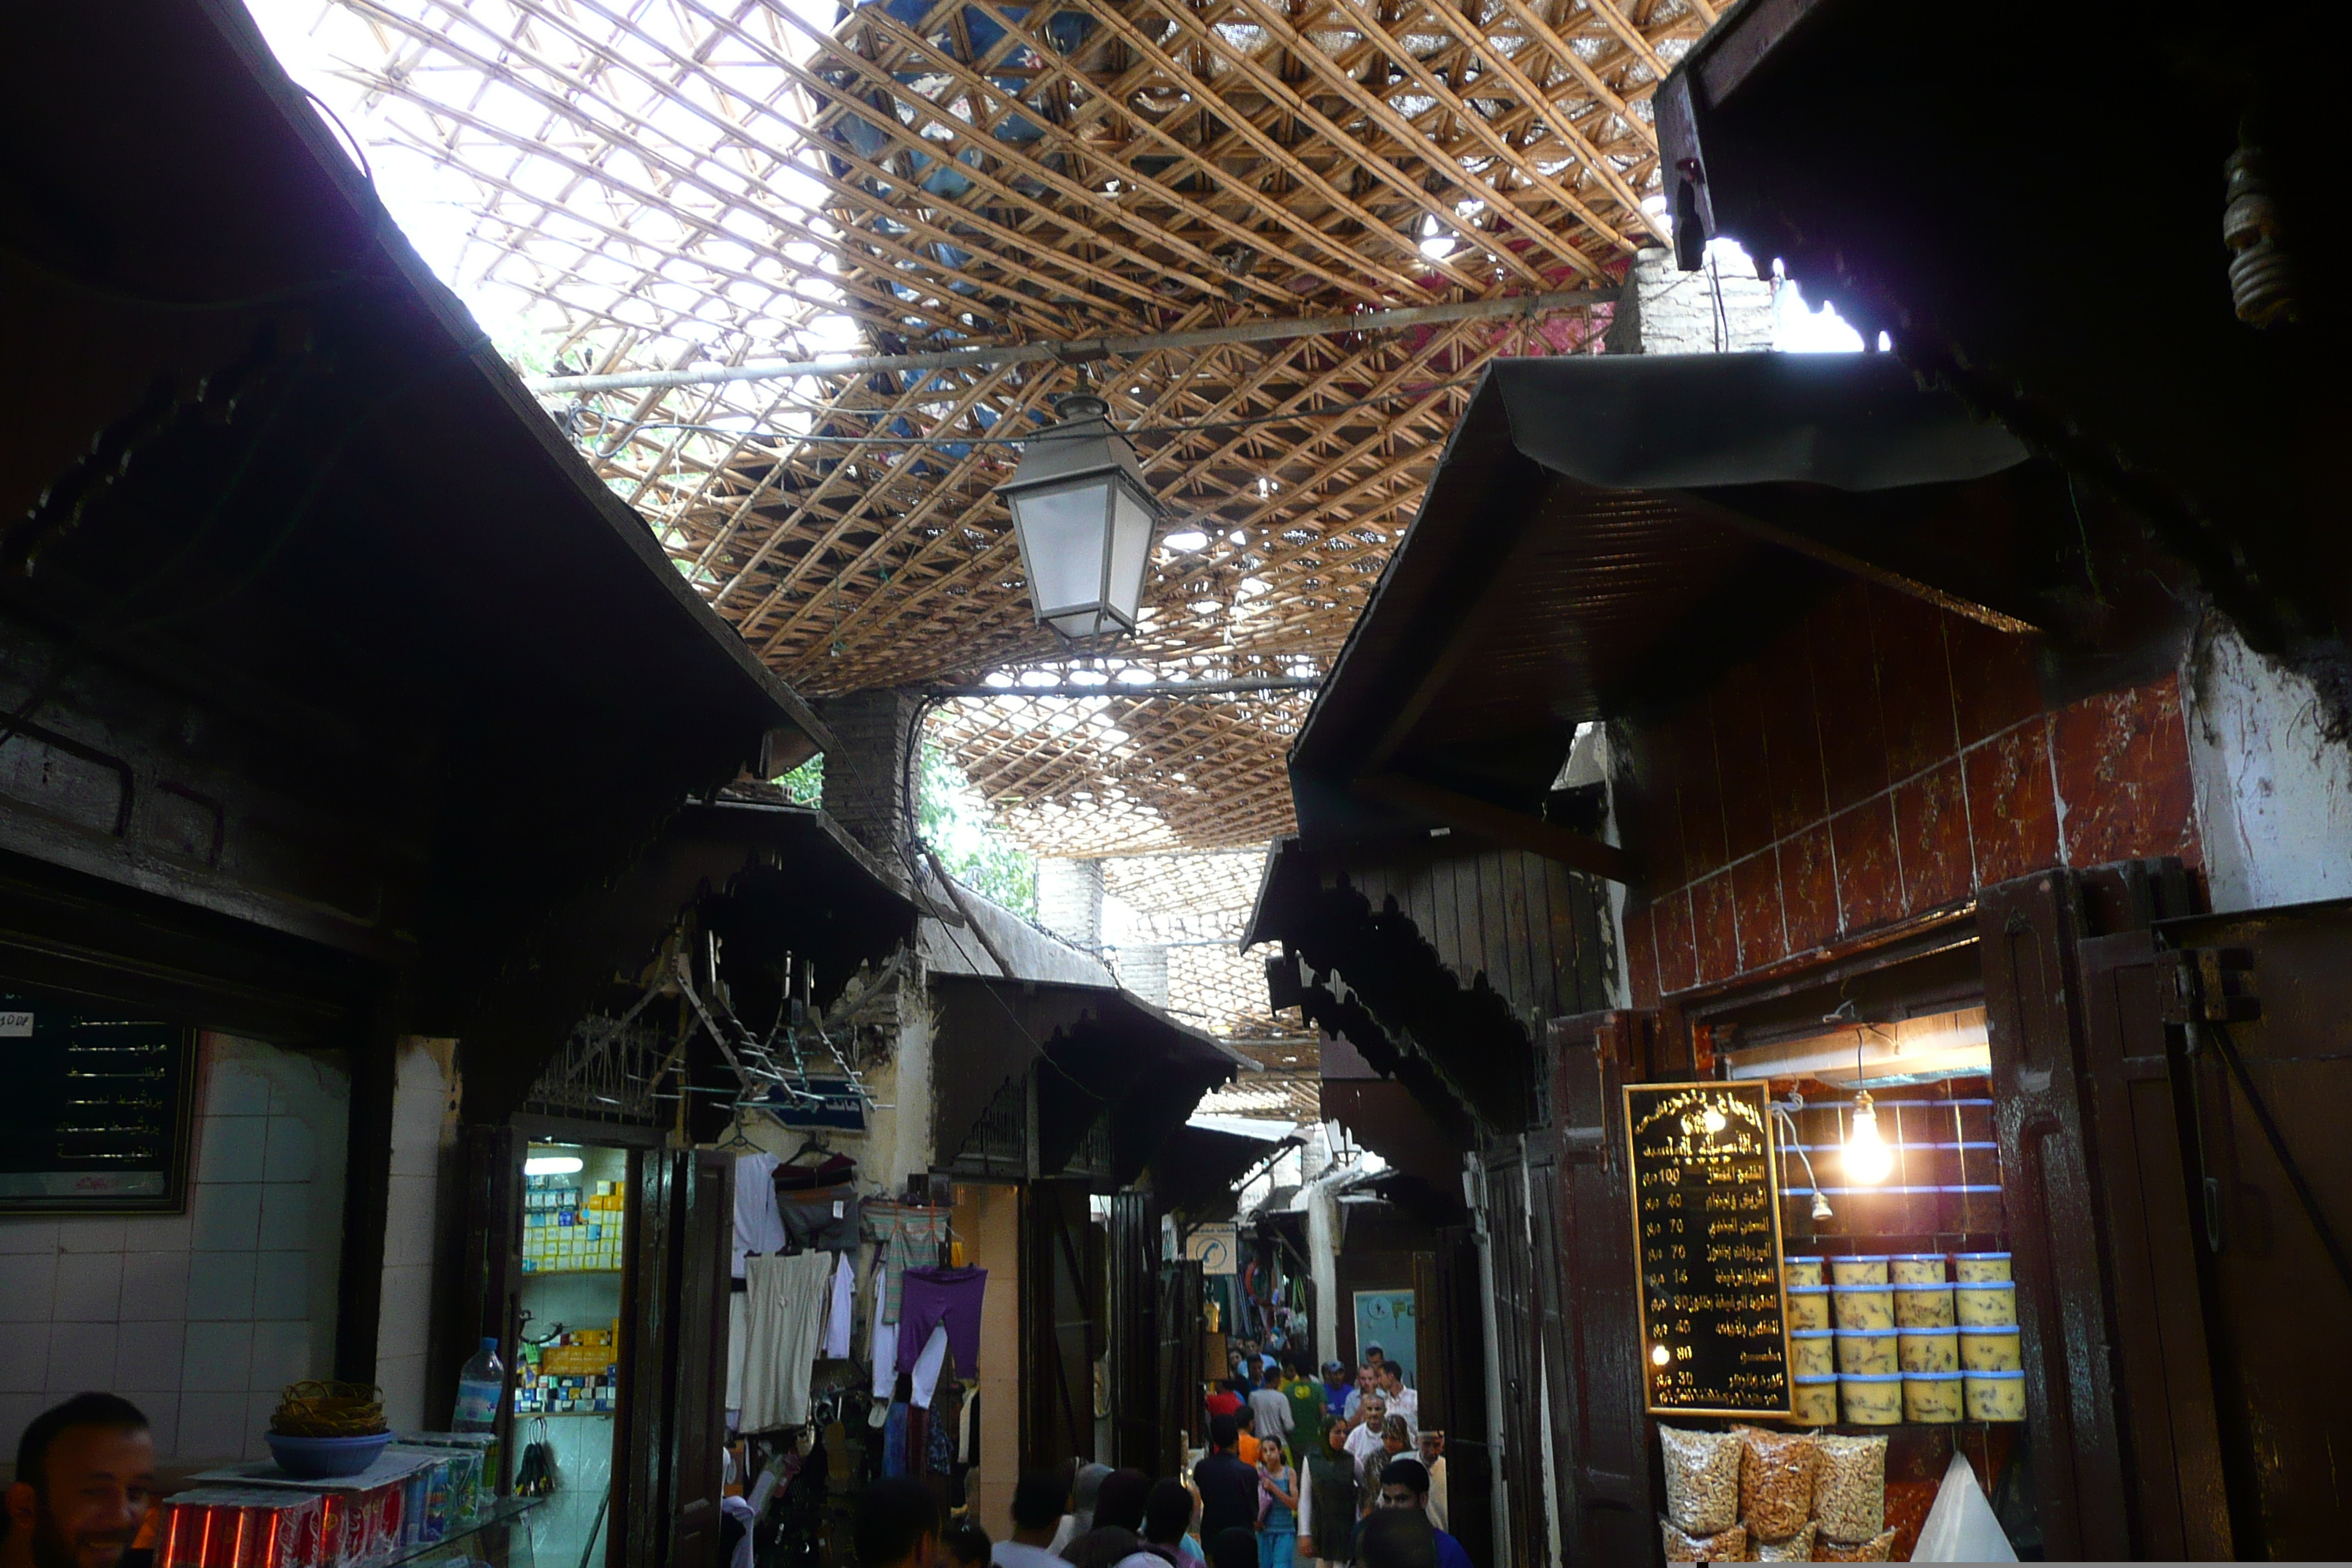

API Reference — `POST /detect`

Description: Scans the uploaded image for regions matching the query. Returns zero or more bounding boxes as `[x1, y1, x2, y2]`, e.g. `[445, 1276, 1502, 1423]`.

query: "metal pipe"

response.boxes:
[524, 287, 1614, 396]
[927, 676, 1320, 699]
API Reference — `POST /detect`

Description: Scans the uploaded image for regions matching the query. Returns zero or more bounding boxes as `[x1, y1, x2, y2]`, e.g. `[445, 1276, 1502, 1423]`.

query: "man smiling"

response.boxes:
[3, 1395, 154, 1568]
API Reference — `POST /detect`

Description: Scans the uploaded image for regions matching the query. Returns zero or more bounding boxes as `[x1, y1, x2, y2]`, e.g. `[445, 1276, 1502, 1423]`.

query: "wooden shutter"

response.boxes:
[2073, 927, 2233, 1557]
[1108, 1191, 1160, 1471]
[1540, 1010, 1654, 1566]
[1977, 872, 2132, 1561]
[614, 1148, 733, 1568]
[1477, 1139, 1545, 1568]
[1022, 1177, 1097, 1469]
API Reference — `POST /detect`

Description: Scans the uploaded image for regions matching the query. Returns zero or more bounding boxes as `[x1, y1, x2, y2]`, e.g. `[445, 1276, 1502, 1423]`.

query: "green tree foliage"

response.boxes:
[768, 747, 1035, 916]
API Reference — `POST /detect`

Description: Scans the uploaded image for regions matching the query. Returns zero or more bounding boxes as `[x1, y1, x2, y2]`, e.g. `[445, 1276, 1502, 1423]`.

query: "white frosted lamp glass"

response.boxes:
[995, 394, 1161, 640]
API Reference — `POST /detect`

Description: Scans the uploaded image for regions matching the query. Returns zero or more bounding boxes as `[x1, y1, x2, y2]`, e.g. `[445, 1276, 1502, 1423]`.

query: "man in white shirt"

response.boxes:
[1376, 1362, 1418, 1444]
[992, 1470, 1068, 1568]
[1342, 1392, 1388, 1471]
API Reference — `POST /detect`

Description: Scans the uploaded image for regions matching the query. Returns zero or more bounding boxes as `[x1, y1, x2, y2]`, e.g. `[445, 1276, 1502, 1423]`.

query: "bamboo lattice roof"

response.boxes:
[289, 0, 1705, 854]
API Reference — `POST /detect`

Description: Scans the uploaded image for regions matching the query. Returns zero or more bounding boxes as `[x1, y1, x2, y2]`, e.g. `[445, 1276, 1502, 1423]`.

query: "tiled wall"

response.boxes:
[0, 1034, 349, 1464]
[1618, 580, 2201, 1004]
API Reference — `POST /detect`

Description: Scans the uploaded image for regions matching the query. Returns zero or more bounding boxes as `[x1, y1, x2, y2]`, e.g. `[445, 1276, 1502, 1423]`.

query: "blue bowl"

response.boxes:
[266, 1431, 392, 1478]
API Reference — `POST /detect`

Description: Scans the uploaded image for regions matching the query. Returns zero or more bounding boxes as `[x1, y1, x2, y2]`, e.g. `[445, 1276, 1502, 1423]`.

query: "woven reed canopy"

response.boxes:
[285, 0, 1705, 855]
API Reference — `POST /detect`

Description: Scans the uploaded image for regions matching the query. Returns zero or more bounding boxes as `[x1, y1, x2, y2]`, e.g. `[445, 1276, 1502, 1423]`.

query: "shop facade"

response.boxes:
[1251, 347, 2352, 1561]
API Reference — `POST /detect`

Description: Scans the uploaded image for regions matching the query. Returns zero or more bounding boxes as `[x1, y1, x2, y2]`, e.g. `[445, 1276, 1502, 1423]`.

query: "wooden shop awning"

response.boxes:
[1284, 353, 2053, 878]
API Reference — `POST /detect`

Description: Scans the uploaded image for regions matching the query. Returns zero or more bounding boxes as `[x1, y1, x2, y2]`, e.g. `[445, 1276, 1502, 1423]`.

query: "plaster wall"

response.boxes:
[375, 1036, 459, 1434]
[2185, 616, 2352, 912]
[1605, 244, 1777, 355]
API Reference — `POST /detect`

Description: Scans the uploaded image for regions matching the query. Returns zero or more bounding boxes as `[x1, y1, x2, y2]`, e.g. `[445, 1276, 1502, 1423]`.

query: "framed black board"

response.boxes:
[0, 990, 196, 1213]
[1624, 1080, 1792, 1417]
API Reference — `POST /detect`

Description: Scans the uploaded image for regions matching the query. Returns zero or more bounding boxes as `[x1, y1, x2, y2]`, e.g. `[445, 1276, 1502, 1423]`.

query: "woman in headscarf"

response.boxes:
[1296, 1416, 1357, 1567]
[1052, 1462, 1115, 1554]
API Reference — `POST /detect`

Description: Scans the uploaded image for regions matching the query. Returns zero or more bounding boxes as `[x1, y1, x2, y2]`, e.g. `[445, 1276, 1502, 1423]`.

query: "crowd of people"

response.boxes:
[853, 1345, 1469, 1568]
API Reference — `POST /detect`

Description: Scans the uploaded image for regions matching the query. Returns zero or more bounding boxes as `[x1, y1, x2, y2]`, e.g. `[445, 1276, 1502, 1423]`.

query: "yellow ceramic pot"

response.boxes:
[1953, 1252, 2012, 1283]
[1829, 1255, 1891, 1286]
[1790, 1330, 1836, 1377]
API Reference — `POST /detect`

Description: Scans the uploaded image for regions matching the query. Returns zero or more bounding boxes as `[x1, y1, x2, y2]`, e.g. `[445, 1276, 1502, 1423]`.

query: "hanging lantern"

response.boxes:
[995, 393, 1162, 640]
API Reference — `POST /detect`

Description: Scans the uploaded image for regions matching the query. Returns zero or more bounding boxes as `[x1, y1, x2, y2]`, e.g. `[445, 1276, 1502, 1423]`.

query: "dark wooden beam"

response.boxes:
[1354, 773, 1643, 886]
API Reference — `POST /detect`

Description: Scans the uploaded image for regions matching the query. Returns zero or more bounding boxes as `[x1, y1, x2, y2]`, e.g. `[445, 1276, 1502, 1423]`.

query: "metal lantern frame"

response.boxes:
[994, 393, 1164, 641]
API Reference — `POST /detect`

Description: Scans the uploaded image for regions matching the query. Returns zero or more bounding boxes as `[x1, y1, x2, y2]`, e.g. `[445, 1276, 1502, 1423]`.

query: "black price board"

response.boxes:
[0, 992, 195, 1213]
[1624, 1080, 1792, 1417]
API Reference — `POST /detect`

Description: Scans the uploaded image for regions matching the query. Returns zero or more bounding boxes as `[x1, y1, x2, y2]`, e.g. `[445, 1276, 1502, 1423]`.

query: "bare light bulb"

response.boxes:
[1702, 1107, 1727, 1135]
[1651, 1344, 1671, 1367]
[1843, 1092, 1893, 1185]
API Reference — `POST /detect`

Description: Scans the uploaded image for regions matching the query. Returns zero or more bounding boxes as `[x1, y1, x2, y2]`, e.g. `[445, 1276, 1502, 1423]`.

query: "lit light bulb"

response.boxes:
[1702, 1107, 1727, 1135]
[1651, 1343, 1671, 1367]
[525, 1154, 584, 1176]
[1843, 1092, 1893, 1185]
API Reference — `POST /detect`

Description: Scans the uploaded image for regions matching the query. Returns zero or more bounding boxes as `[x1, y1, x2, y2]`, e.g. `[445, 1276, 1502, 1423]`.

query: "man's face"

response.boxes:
[1377, 1483, 1420, 1509]
[6, 1425, 155, 1568]
[1379, 1367, 1403, 1394]
[1360, 1396, 1385, 1425]
[1326, 1368, 1348, 1390]
[1356, 1369, 1375, 1393]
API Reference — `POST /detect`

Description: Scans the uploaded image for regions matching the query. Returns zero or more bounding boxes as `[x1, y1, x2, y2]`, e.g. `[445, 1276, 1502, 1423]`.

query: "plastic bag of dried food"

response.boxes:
[1812, 1433, 1888, 1543]
[1659, 1518, 1746, 1563]
[1754, 1523, 1817, 1561]
[1813, 1527, 1897, 1561]
[1735, 1425, 1820, 1542]
[1657, 1425, 1742, 1535]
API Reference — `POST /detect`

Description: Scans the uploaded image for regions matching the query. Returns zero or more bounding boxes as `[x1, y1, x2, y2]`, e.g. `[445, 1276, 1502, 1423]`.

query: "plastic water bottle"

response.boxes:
[454, 1338, 504, 1431]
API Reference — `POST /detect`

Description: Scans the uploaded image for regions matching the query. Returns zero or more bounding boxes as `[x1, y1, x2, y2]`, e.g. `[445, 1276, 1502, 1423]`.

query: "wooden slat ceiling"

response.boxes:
[312, 0, 1711, 854]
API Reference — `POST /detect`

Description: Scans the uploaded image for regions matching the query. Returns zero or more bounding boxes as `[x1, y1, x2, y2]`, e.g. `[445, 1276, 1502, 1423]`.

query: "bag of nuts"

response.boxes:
[1754, 1523, 1817, 1561]
[1812, 1526, 1897, 1560]
[1812, 1433, 1889, 1543]
[1658, 1425, 1742, 1535]
[1658, 1518, 1747, 1562]
[1734, 1425, 1820, 1542]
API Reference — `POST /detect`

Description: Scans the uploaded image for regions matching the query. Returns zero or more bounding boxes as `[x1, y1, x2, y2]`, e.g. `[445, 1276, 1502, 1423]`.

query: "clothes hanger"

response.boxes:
[715, 1117, 761, 1153]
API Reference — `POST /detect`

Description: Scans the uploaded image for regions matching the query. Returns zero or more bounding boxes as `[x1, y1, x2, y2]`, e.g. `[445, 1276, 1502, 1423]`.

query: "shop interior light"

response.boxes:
[525, 1155, 584, 1175]
[1650, 1343, 1671, 1367]
[995, 393, 1162, 641]
[1843, 1092, 1894, 1185]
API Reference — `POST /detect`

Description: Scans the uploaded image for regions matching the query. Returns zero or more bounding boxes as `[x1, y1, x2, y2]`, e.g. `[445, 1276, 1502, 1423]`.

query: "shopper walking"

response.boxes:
[1194, 1415, 1260, 1539]
[1247, 1365, 1293, 1442]
[1372, 1460, 1468, 1568]
[1254, 1438, 1297, 1568]
[1295, 1417, 1357, 1567]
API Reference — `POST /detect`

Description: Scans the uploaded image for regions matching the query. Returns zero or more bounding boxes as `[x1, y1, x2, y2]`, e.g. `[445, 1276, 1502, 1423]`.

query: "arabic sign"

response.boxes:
[0, 993, 195, 1213]
[1624, 1080, 1792, 1417]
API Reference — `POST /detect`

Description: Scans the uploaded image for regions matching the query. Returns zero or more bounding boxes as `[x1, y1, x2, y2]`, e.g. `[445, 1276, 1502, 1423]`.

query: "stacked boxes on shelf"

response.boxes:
[162, 1444, 482, 1568]
[515, 1324, 621, 1414]
[522, 1175, 625, 1273]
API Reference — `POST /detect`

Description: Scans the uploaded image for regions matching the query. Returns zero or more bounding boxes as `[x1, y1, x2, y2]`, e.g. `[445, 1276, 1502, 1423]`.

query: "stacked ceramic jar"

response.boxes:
[1784, 1254, 2021, 1425]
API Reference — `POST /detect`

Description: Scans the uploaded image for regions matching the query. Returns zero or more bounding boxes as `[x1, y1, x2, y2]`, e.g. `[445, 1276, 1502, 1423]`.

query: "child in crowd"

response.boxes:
[1256, 1436, 1298, 1568]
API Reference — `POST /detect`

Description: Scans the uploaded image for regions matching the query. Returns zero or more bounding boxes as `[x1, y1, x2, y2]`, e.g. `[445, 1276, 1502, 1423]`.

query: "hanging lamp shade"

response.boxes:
[995, 393, 1161, 640]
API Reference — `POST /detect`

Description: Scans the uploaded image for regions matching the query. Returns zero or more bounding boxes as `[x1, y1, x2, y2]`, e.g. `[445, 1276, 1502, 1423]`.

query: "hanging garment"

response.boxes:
[740, 1250, 833, 1431]
[927, 1386, 960, 1474]
[894, 1264, 987, 1381]
[868, 1254, 900, 1403]
[780, 1190, 862, 1252]
[908, 1322, 951, 1410]
[822, 1251, 856, 1360]
[732, 1153, 786, 1279]
[864, 1202, 951, 1324]
[883, 1401, 911, 1477]
[726, 1292, 748, 1422]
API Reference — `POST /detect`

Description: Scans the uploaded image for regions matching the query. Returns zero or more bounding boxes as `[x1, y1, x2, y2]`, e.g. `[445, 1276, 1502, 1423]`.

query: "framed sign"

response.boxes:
[0, 992, 197, 1213]
[1352, 1289, 1417, 1384]
[1185, 1223, 1237, 1275]
[1624, 1080, 1791, 1417]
